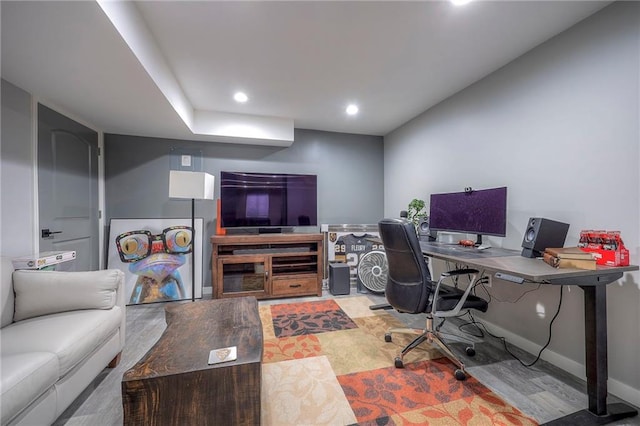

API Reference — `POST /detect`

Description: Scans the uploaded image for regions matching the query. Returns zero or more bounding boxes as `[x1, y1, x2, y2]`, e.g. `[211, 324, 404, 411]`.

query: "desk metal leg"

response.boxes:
[583, 284, 608, 415]
[543, 284, 638, 425]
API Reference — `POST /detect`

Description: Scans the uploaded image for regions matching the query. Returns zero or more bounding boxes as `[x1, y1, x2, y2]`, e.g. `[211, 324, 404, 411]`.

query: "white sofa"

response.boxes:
[0, 257, 126, 425]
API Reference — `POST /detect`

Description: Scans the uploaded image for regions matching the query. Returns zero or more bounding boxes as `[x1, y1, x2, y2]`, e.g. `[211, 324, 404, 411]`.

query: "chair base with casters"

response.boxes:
[384, 268, 487, 381]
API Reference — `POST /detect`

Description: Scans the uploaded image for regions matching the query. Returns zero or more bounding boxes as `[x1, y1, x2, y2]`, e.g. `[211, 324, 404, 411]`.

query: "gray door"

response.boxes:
[38, 104, 99, 271]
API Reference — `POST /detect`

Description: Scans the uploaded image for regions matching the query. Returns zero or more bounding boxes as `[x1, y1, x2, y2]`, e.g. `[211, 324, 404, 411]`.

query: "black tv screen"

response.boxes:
[429, 186, 507, 238]
[220, 171, 318, 228]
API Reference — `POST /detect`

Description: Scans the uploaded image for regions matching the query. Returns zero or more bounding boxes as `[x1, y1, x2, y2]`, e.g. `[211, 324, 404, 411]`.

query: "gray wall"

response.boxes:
[1, 79, 35, 259]
[104, 129, 384, 288]
[384, 2, 639, 405]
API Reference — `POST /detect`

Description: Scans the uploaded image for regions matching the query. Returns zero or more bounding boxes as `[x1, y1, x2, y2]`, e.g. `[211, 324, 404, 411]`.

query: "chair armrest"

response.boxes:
[432, 268, 478, 297]
[12, 269, 125, 321]
[432, 269, 480, 317]
[441, 268, 479, 277]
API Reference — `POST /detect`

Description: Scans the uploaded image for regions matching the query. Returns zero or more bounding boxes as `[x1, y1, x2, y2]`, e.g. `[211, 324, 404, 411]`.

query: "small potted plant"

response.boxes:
[407, 198, 427, 229]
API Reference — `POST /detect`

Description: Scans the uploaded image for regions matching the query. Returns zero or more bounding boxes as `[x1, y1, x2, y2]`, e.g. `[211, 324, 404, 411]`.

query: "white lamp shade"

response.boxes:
[169, 170, 215, 200]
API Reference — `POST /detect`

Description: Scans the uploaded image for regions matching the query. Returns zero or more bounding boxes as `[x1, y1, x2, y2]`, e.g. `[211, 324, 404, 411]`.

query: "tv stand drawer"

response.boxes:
[272, 276, 318, 296]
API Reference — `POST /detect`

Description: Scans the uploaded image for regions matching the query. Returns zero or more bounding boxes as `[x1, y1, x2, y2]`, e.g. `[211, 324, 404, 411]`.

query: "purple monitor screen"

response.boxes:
[429, 187, 507, 237]
[220, 172, 318, 228]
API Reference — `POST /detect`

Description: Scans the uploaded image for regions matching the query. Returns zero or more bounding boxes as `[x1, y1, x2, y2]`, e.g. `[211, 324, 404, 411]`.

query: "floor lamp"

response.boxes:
[169, 170, 215, 302]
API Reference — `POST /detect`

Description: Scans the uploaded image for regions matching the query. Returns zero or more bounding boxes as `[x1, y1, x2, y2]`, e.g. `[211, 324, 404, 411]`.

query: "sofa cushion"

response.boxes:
[0, 352, 59, 425]
[1, 256, 16, 328]
[1, 307, 123, 376]
[12, 269, 122, 321]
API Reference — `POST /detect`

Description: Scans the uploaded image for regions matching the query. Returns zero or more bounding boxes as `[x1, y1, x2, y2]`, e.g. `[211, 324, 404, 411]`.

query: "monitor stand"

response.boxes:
[258, 227, 282, 234]
[474, 234, 483, 247]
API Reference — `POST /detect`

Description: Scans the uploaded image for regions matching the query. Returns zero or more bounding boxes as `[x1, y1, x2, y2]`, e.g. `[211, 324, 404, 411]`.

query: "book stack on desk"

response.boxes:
[542, 247, 597, 270]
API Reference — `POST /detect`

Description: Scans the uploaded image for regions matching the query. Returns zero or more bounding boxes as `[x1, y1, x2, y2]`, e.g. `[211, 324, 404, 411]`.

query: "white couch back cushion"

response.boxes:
[12, 269, 123, 321]
[1, 257, 16, 328]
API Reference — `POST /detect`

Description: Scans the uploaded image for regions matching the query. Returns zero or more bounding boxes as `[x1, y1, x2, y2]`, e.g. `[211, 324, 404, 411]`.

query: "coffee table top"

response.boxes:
[123, 297, 263, 381]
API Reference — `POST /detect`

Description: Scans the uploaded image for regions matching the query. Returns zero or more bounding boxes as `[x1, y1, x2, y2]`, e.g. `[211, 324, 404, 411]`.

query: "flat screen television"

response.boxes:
[220, 171, 318, 231]
[429, 186, 507, 245]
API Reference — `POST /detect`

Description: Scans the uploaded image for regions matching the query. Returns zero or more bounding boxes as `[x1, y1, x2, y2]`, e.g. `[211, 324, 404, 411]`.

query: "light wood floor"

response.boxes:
[54, 290, 639, 425]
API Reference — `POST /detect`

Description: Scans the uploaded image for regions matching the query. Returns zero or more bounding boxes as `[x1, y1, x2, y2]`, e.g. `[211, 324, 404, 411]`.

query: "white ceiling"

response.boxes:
[1, 0, 610, 144]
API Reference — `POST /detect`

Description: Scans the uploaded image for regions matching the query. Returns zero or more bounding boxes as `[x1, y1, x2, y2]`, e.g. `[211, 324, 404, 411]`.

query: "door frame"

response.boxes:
[31, 98, 106, 268]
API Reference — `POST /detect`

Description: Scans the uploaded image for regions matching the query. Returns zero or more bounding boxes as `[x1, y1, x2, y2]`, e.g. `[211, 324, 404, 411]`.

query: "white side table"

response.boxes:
[12, 251, 76, 271]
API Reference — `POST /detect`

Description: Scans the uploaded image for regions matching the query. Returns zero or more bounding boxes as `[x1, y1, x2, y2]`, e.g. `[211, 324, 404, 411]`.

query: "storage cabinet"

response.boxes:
[211, 233, 324, 300]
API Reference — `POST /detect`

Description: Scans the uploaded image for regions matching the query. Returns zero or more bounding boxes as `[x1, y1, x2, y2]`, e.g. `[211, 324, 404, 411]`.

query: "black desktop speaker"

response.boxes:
[329, 262, 351, 296]
[521, 217, 570, 258]
[417, 216, 437, 241]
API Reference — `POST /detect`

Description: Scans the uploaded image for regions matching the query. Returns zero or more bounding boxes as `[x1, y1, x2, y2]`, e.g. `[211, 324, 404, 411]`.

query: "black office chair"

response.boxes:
[378, 217, 488, 380]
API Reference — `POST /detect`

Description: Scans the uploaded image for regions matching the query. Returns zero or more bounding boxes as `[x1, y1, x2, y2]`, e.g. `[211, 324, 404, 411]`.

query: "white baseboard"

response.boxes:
[480, 318, 640, 408]
[610, 380, 640, 409]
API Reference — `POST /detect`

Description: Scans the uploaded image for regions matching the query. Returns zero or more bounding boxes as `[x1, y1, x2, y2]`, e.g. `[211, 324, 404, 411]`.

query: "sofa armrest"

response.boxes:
[115, 270, 126, 349]
[12, 269, 125, 322]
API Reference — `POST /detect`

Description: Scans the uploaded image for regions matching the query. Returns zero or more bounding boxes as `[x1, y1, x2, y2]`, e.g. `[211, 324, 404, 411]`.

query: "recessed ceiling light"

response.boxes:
[346, 104, 359, 115]
[234, 92, 248, 103]
[450, 0, 472, 5]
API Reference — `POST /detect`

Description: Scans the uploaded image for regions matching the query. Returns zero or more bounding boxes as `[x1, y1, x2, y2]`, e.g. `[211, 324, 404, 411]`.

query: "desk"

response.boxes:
[420, 241, 639, 425]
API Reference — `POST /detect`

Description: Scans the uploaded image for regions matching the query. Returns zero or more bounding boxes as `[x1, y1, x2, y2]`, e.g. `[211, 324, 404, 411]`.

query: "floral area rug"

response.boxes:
[259, 296, 538, 425]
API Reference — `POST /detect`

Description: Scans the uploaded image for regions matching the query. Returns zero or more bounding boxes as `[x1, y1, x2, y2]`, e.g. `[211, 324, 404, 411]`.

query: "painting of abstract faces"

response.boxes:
[107, 218, 204, 305]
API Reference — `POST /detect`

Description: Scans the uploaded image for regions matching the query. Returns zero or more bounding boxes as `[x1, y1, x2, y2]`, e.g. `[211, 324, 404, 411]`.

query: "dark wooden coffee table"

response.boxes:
[122, 297, 263, 425]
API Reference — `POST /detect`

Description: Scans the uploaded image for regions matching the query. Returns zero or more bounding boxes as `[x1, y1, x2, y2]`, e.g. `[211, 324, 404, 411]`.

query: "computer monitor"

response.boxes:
[429, 186, 507, 246]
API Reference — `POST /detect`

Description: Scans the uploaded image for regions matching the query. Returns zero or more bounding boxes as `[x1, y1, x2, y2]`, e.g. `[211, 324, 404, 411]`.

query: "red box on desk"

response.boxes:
[579, 230, 629, 267]
[581, 246, 629, 267]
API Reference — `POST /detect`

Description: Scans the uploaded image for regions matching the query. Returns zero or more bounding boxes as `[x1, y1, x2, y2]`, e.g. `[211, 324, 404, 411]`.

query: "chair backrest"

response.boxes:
[378, 218, 432, 314]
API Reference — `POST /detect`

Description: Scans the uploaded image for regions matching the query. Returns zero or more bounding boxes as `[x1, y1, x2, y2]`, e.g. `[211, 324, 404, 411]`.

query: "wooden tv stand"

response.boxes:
[211, 233, 324, 300]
